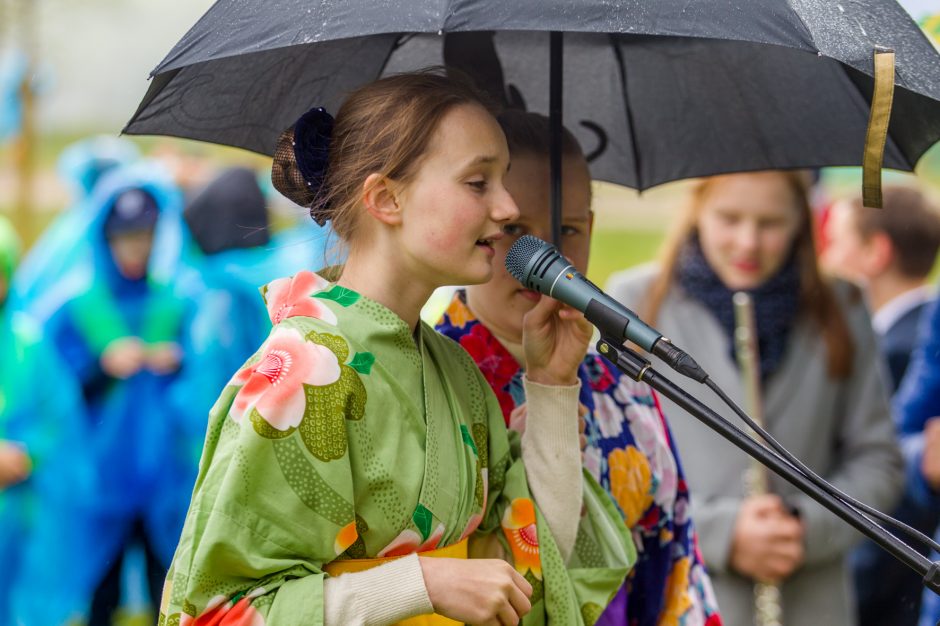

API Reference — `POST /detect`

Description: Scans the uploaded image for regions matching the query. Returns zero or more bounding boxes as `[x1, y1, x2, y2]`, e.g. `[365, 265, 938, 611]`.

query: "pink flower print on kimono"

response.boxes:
[180, 588, 266, 626]
[263, 270, 337, 325]
[229, 327, 341, 431]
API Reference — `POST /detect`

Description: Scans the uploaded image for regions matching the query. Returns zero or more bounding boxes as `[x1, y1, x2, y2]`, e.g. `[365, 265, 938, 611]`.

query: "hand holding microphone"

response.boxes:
[505, 235, 708, 383]
[522, 294, 593, 387]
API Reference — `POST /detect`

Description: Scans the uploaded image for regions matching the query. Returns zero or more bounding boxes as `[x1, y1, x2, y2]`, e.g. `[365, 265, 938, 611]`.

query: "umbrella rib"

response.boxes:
[609, 35, 642, 191]
[782, 0, 817, 52]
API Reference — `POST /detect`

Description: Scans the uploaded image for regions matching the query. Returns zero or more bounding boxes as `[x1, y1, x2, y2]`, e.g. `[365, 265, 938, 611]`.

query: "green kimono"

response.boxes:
[160, 270, 634, 625]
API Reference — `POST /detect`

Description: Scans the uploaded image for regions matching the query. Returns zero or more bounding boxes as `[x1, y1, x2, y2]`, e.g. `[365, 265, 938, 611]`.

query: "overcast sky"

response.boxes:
[18, 0, 938, 133]
[33, 0, 214, 132]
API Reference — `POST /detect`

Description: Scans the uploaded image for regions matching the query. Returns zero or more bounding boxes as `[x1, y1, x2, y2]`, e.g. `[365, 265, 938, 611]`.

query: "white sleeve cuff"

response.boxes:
[323, 553, 434, 625]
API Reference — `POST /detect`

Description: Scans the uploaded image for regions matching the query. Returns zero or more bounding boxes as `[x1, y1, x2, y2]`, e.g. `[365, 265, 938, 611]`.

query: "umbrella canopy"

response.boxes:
[125, 0, 940, 192]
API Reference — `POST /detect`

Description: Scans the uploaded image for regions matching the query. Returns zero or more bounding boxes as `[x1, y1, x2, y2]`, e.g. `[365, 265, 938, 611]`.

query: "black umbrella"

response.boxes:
[125, 0, 940, 240]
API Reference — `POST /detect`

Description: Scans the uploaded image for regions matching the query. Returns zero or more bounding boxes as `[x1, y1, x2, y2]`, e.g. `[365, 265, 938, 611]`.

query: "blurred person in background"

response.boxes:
[8, 135, 140, 321]
[892, 280, 940, 626]
[41, 163, 194, 625]
[171, 167, 287, 470]
[822, 185, 940, 626]
[823, 185, 940, 391]
[606, 171, 903, 625]
[436, 111, 722, 626]
[0, 215, 91, 625]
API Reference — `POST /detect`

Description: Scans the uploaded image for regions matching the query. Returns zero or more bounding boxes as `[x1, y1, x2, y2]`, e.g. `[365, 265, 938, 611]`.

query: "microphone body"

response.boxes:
[505, 235, 707, 382]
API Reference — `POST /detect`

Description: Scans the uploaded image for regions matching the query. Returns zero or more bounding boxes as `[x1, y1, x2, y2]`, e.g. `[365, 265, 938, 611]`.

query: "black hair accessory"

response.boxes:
[293, 107, 334, 224]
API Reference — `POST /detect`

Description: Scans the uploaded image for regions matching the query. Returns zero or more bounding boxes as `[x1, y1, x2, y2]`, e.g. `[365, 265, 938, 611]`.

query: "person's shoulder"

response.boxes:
[260, 270, 346, 331]
[828, 278, 869, 320]
[604, 262, 661, 307]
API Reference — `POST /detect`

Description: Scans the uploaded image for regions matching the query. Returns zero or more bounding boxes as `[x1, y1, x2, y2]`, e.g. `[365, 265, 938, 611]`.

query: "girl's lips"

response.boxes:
[732, 259, 760, 272]
[518, 288, 541, 302]
[475, 242, 495, 256]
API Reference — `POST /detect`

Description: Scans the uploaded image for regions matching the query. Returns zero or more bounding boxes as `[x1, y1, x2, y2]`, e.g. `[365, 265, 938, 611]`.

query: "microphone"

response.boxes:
[505, 235, 708, 382]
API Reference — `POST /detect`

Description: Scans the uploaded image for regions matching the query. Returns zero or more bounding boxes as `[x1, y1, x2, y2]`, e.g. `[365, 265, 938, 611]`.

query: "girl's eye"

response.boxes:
[562, 225, 581, 236]
[467, 179, 487, 191]
[503, 224, 524, 237]
[759, 219, 787, 230]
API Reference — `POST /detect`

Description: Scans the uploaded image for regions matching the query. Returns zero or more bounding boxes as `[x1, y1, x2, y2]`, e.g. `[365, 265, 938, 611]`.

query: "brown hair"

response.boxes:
[848, 185, 940, 279]
[495, 110, 593, 208]
[273, 68, 494, 248]
[644, 171, 855, 378]
[496, 110, 585, 161]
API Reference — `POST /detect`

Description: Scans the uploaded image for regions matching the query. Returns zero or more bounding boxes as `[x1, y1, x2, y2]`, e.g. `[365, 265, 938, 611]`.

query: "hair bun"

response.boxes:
[272, 107, 335, 225]
[272, 127, 318, 209]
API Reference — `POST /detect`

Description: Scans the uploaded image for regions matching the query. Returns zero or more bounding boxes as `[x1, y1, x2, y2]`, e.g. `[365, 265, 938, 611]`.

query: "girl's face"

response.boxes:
[466, 151, 593, 343]
[695, 172, 803, 291]
[394, 104, 519, 288]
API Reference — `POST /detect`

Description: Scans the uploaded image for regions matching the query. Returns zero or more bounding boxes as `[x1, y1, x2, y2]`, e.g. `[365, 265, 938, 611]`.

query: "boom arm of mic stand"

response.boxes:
[596, 337, 940, 595]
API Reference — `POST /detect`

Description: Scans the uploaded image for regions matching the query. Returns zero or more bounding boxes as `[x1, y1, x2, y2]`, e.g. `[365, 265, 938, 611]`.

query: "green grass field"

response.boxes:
[587, 229, 665, 287]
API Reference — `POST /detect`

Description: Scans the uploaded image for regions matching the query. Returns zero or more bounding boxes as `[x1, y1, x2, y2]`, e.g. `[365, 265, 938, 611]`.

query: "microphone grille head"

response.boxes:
[505, 235, 547, 282]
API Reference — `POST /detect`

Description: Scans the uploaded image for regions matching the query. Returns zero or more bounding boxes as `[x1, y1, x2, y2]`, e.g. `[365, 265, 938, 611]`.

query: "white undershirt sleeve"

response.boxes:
[322, 553, 434, 626]
[518, 376, 584, 562]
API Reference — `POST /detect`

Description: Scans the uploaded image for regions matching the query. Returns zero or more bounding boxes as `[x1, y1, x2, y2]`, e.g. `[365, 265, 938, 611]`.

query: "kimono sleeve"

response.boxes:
[159, 321, 367, 626]
[474, 371, 635, 625]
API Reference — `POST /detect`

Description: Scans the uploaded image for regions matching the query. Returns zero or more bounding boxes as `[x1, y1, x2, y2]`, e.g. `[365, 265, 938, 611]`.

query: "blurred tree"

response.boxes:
[1, 0, 38, 238]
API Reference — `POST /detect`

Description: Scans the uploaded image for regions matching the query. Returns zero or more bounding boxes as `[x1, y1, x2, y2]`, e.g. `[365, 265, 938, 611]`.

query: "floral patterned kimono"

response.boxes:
[159, 271, 635, 625]
[436, 292, 722, 626]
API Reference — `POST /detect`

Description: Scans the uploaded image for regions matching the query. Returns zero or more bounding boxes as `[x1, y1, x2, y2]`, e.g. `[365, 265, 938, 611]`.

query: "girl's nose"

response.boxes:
[735, 221, 760, 252]
[493, 187, 520, 223]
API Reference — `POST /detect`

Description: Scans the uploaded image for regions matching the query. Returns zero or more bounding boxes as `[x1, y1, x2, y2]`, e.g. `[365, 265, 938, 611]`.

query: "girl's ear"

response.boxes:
[362, 173, 402, 227]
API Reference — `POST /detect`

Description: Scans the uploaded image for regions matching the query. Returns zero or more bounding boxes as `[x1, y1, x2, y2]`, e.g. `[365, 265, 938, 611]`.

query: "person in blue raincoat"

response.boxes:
[8, 135, 140, 321]
[42, 163, 192, 625]
[171, 167, 284, 471]
[0, 215, 91, 626]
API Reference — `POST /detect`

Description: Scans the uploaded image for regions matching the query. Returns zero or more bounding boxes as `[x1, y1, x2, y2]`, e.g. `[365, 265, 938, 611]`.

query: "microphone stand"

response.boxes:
[595, 336, 940, 595]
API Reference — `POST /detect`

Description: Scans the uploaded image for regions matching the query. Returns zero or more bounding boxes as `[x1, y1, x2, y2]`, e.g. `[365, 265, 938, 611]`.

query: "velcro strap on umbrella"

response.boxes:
[862, 47, 895, 209]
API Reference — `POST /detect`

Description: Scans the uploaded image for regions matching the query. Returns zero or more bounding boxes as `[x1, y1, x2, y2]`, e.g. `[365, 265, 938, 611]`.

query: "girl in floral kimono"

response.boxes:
[436, 111, 721, 626]
[159, 70, 635, 626]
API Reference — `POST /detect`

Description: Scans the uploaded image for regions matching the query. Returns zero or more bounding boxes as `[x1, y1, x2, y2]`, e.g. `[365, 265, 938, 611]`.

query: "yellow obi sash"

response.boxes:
[324, 538, 468, 626]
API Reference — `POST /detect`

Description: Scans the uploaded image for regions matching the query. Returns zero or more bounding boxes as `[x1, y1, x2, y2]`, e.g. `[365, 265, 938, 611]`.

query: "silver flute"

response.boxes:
[733, 292, 784, 626]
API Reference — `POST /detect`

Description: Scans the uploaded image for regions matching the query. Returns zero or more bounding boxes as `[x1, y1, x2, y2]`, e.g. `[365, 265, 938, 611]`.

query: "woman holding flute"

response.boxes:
[606, 171, 903, 625]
